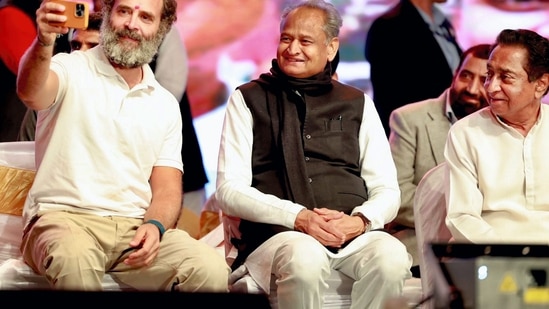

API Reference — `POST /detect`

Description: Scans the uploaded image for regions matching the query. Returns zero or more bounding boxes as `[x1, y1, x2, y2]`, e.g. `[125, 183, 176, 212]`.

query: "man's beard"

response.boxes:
[450, 89, 488, 120]
[100, 22, 164, 68]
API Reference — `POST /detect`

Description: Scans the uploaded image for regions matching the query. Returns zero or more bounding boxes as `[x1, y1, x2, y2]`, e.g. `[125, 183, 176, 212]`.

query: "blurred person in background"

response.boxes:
[365, 0, 462, 137]
[0, 0, 41, 142]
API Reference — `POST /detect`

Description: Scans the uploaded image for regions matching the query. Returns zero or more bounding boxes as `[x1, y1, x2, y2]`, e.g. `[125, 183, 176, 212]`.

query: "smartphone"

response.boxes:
[49, 0, 89, 29]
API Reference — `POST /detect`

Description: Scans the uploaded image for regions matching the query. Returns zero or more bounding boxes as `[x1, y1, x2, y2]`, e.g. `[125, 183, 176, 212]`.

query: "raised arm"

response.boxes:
[16, 1, 70, 111]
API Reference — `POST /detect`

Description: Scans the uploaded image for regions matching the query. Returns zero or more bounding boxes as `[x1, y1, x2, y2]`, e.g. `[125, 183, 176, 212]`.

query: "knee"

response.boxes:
[179, 251, 230, 292]
[367, 241, 412, 280]
[274, 238, 329, 283]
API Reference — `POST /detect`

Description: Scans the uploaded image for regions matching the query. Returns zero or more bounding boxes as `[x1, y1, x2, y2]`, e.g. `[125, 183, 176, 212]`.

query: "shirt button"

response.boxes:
[308, 178, 313, 183]
[305, 157, 310, 162]
[305, 134, 311, 140]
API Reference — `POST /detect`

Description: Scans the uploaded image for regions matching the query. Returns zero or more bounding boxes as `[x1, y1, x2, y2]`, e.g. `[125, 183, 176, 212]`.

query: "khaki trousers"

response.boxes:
[21, 211, 230, 291]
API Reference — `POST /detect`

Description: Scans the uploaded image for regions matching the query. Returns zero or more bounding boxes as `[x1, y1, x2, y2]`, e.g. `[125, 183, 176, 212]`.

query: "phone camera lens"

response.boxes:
[76, 4, 84, 17]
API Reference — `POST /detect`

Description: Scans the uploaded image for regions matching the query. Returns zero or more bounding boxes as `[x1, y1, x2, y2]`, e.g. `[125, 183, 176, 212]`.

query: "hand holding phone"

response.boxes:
[48, 0, 90, 29]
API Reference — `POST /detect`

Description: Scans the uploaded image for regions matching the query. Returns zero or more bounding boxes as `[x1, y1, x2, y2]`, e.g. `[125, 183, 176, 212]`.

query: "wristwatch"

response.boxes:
[352, 212, 371, 234]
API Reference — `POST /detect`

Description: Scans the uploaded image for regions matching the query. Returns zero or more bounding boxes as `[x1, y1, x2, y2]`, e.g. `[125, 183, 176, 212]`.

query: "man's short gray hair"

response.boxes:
[280, 0, 343, 44]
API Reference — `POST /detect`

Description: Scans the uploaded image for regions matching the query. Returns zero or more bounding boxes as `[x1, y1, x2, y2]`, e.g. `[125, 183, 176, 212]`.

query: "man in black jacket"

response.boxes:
[365, 0, 462, 137]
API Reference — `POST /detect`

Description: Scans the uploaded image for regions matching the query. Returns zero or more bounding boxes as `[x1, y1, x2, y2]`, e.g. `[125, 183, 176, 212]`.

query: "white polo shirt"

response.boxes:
[23, 46, 183, 230]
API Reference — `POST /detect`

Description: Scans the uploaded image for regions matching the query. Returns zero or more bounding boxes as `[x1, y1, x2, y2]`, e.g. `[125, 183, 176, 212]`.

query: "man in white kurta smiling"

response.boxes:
[445, 28, 549, 244]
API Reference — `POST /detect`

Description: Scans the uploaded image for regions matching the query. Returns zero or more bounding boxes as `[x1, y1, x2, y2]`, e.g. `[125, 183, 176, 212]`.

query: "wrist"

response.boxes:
[352, 212, 371, 234]
[144, 219, 166, 239]
[294, 209, 310, 232]
[36, 36, 54, 47]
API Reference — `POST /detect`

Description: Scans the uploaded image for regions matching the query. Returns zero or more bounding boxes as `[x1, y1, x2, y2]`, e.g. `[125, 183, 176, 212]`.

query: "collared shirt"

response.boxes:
[416, 4, 460, 73]
[445, 96, 458, 124]
[24, 46, 183, 230]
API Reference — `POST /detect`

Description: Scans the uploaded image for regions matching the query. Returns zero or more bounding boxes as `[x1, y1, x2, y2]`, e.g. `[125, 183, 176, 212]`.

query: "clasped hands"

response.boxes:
[294, 208, 366, 248]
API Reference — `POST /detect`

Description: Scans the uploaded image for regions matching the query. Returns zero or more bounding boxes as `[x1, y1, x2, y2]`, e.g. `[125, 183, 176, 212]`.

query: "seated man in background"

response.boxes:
[15, 0, 229, 291]
[387, 43, 490, 276]
[67, 11, 102, 51]
[215, 1, 411, 308]
[445, 29, 549, 244]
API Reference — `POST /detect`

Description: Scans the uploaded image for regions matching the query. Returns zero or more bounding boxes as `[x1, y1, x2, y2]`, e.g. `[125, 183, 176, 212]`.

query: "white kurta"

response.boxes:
[445, 105, 549, 244]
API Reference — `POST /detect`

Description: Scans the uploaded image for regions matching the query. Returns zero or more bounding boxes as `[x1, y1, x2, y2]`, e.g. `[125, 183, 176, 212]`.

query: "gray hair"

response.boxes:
[280, 0, 342, 44]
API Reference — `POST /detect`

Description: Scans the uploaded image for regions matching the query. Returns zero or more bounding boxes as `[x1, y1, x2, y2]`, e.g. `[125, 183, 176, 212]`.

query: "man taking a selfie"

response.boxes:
[16, 0, 230, 291]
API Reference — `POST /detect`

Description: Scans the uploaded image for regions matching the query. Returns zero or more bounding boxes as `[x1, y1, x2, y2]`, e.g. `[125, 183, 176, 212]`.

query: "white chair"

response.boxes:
[413, 162, 452, 309]
[0, 141, 35, 170]
[0, 142, 35, 217]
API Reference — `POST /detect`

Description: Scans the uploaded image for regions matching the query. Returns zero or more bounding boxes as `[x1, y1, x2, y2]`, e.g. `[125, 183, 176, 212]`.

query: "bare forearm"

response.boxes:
[145, 191, 182, 230]
[16, 37, 57, 109]
[147, 166, 183, 229]
[17, 1, 69, 110]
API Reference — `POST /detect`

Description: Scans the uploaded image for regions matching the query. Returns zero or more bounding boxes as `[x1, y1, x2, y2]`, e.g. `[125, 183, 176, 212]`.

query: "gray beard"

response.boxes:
[100, 22, 164, 68]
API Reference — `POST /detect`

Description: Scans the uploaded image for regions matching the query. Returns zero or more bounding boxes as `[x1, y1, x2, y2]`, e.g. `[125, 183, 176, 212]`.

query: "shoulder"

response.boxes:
[371, 0, 418, 24]
[237, 80, 262, 92]
[235, 80, 269, 112]
[51, 49, 88, 70]
[449, 107, 492, 136]
[333, 80, 364, 98]
[393, 98, 443, 117]
[367, 1, 423, 43]
[151, 79, 179, 105]
[236, 80, 265, 103]
[456, 107, 490, 125]
[373, 2, 402, 21]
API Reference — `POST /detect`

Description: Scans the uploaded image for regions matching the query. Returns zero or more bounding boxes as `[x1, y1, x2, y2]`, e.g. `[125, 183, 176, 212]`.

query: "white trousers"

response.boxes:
[233, 230, 412, 309]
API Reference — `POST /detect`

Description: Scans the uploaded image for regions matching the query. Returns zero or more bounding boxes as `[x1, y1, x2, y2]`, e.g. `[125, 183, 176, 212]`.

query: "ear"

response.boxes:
[535, 73, 549, 99]
[327, 38, 339, 62]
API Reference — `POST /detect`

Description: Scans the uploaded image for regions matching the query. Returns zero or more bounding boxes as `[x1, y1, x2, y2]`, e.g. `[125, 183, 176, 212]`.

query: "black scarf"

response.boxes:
[252, 59, 333, 208]
[257, 59, 334, 94]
